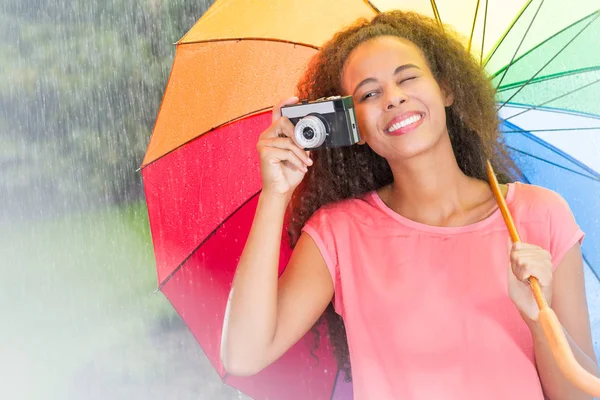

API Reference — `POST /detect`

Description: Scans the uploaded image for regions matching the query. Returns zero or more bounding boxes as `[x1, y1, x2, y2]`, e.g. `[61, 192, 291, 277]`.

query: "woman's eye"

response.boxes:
[361, 91, 378, 101]
[399, 77, 417, 84]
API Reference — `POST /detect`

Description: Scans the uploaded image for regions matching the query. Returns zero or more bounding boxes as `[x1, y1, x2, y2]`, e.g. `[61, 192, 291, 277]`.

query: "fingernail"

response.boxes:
[307, 158, 313, 166]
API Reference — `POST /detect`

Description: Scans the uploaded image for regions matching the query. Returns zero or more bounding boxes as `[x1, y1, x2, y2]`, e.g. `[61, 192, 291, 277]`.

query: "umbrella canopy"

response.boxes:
[492, 6, 600, 278]
[142, 1, 600, 398]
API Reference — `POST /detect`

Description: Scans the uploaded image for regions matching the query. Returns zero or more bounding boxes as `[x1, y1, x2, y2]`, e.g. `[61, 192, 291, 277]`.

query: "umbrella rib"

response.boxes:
[178, 37, 320, 50]
[156, 190, 262, 290]
[505, 121, 600, 178]
[483, 0, 534, 67]
[528, 126, 600, 177]
[497, 12, 600, 111]
[503, 127, 600, 133]
[494, 0, 545, 91]
[506, 146, 599, 181]
[582, 253, 600, 282]
[365, 0, 381, 13]
[430, 0, 443, 28]
[490, 10, 599, 79]
[468, 0, 481, 54]
[479, 0, 490, 66]
[503, 103, 600, 120]
[502, 76, 600, 120]
[141, 107, 272, 169]
[497, 66, 600, 92]
[329, 368, 343, 400]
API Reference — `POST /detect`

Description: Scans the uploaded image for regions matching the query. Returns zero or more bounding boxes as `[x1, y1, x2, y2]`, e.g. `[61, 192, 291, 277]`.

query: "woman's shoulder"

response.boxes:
[508, 181, 574, 225]
[307, 191, 381, 225]
[509, 181, 570, 210]
[508, 182, 583, 266]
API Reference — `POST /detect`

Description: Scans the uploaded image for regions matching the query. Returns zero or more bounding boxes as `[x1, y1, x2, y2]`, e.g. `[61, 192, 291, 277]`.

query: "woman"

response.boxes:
[221, 11, 598, 399]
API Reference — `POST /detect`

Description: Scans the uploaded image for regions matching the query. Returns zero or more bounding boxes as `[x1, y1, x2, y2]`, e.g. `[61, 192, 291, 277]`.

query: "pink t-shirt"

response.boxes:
[302, 182, 584, 400]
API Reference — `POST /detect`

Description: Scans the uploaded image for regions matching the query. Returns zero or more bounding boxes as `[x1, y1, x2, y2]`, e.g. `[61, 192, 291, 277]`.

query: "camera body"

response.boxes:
[280, 95, 361, 150]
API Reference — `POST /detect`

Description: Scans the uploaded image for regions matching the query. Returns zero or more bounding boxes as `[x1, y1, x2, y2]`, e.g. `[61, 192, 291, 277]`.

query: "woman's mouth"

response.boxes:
[386, 113, 424, 135]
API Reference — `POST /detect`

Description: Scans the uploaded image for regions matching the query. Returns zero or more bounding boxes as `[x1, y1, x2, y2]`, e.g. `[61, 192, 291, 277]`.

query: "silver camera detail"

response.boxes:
[280, 95, 361, 150]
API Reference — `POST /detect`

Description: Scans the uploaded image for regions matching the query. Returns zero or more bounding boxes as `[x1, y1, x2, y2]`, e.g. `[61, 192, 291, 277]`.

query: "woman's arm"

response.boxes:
[221, 97, 335, 376]
[530, 243, 598, 399]
[221, 192, 334, 376]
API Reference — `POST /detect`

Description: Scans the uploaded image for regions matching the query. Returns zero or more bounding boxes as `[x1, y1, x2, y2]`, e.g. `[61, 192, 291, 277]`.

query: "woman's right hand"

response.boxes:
[257, 96, 313, 198]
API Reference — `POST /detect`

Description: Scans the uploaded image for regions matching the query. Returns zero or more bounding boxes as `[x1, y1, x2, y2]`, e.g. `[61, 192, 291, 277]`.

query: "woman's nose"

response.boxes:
[385, 87, 407, 110]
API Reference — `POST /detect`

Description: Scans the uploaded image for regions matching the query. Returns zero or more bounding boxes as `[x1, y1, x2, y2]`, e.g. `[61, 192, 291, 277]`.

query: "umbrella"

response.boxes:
[142, 2, 377, 398]
[141, 0, 600, 398]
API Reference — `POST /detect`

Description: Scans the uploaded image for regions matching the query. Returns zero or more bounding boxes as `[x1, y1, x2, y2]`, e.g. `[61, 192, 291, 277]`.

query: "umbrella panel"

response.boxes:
[181, 0, 377, 47]
[143, 112, 270, 284]
[161, 193, 340, 400]
[494, 11, 600, 116]
[142, 42, 316, 166]
[485, 2, 599, 74]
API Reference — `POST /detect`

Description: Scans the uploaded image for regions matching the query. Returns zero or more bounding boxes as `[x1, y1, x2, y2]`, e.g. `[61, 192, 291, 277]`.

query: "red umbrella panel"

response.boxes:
[142, 112, 352, 399]
[141, 5, 381, 397]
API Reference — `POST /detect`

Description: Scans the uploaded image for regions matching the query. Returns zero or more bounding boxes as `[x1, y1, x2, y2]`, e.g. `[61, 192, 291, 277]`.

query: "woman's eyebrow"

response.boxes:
[352, 64, 420, 96]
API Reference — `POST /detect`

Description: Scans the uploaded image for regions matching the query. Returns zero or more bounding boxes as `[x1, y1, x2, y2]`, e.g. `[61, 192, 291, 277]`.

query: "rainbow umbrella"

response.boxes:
[141, 1, 600, 398]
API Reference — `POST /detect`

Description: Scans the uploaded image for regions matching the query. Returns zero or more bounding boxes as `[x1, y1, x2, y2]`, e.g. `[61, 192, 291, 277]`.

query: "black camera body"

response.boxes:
[280, 95, 361, 150]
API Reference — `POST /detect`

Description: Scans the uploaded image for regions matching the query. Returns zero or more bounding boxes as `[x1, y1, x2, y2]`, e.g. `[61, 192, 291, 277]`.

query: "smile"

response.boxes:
[386, 113, 424, 134]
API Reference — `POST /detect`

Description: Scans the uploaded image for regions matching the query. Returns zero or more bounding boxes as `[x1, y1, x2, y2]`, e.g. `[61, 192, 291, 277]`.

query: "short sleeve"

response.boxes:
[545, 190, 585, 269]
[302, 208, 343, 314]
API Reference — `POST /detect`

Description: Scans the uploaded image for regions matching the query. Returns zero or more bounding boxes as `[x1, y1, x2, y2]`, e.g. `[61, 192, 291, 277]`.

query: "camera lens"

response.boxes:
[294, 115, 327, 149]
[302, 127, 315, 140]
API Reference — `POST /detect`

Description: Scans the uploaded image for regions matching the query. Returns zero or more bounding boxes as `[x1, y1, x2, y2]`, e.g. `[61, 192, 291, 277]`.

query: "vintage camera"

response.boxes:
[280, 95, 361, 150]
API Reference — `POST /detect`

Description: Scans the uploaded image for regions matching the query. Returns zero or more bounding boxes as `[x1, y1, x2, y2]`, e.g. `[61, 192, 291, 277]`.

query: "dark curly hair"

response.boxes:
[287, 10, 519, 381]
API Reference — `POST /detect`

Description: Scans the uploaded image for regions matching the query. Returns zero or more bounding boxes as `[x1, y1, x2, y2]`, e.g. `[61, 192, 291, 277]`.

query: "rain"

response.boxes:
[1, 0, 247, 399]
[1, 0, 599, 399]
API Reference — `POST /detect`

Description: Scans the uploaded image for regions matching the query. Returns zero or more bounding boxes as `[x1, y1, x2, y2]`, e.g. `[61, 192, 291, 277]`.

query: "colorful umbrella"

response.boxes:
[142, 2, 378, 398]
[141, 0, 600, 398]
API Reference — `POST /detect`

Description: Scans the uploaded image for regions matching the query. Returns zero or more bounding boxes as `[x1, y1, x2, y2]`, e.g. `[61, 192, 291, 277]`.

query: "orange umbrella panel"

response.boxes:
[142, 41, 316, 167]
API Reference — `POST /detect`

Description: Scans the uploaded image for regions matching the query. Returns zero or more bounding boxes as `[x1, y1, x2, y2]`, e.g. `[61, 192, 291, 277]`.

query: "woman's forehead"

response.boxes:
[341, 36, 425, 87]
[348, 36, 422, 66]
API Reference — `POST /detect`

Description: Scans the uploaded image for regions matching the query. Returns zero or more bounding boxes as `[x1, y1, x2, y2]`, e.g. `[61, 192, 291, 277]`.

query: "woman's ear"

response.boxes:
[440, 79, 455, 107]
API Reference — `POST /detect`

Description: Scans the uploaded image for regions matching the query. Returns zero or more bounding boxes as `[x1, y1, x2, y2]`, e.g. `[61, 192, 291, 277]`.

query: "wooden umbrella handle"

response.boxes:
[485, 160, 600, 397]
[485, 162, 548, 310]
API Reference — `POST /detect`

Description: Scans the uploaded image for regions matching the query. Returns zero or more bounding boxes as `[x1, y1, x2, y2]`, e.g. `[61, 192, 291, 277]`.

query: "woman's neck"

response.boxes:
[380, 138, 496, 227]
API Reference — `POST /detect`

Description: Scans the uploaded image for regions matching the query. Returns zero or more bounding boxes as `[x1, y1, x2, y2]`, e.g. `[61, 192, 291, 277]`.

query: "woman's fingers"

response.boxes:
[261, 113, 296, 142]
[273, 117, 297, 140]
[272, 96, 299, 124]
[275, 118, 312, 159]
[509, 242, 553, 286]
[261, 137, 312, 166]
[264, 146, 308, 173]
[515, 262, 553, 287]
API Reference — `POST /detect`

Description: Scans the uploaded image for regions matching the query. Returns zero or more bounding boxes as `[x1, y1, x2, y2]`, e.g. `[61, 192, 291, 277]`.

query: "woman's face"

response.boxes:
[341, 36, 454, 161]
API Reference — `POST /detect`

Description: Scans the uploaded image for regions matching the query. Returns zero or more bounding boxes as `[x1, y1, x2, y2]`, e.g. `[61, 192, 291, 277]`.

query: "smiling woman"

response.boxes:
[221, 10, 598, 400]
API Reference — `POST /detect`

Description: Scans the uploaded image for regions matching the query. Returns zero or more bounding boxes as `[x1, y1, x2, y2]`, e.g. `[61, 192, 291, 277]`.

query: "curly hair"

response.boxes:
[287, 10, 519, 381]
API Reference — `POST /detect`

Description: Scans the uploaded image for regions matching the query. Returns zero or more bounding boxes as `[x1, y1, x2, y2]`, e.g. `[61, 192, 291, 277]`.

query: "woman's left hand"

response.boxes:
[507, 241, 554, 323]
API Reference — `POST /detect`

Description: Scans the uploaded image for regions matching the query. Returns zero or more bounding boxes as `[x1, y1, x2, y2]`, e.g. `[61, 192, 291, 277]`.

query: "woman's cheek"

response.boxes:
[355, 111, 371, 136]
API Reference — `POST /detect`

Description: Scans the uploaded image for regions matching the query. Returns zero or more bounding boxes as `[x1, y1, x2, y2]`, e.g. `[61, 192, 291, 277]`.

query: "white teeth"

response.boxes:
[387, 114, 423, 132]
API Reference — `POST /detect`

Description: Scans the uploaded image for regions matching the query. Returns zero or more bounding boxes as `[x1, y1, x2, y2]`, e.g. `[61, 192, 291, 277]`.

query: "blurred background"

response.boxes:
[0, 1, 597, 400]
[0, 0, 248, 399]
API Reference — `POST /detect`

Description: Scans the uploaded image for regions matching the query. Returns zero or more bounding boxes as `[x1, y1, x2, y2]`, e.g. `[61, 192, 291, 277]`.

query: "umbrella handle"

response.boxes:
[486, 160, 600, 397]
